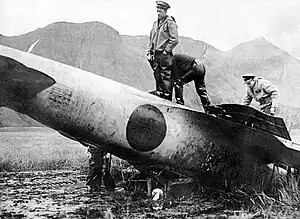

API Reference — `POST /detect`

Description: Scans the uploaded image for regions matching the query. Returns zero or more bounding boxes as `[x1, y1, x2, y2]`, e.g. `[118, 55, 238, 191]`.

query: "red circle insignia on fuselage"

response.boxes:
[126, 104, 167, 152]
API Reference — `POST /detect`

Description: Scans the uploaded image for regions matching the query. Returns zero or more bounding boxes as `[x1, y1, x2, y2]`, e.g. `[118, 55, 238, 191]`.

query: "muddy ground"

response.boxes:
[0, 170, 250, 219]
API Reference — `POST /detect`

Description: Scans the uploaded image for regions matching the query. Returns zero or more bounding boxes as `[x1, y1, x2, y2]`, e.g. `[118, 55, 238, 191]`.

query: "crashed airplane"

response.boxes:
[0, 45, 300, 182]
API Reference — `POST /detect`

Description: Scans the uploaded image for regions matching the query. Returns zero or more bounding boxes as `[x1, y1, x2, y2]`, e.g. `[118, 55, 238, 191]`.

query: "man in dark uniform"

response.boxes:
[86, 146, 116, 192]
[172, 54, 212, 112]
[147, 0, 179, 101]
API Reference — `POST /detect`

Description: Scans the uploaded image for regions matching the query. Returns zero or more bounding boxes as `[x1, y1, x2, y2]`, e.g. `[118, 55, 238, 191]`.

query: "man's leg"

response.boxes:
[148, 56, 164, 96]
[174, 79, 184, 105]
[194, 65, 211, 112]
[103, 154, 116, 191]
[153, 69, 163, 94]
[86, 147, 105, 192]
[159, 53, 174, 101]
[171, 57, 184, 104]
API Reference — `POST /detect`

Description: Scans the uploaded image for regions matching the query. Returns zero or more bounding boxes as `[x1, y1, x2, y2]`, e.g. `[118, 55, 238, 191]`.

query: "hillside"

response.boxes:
[218, 38, 300, 106]
[0, 21, 300, 128]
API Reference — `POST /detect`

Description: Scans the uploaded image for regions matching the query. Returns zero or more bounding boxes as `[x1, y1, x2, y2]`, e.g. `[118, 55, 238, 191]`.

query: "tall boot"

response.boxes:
[149, 70, 164, 98]
[195, 81, 211, 113]
[161, 72, 173, 101]
[174, 79, 184, 105]
[153, 70, 163, 93]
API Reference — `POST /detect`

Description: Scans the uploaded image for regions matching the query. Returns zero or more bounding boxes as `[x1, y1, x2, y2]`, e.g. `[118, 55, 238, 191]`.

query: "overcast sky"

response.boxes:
[1, 0, 300, 56]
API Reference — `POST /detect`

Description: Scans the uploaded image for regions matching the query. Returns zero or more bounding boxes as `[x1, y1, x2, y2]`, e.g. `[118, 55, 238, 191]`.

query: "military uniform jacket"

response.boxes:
[173, 54, 195, 76]
[148, 16, 178, 53]
[242, 77, 280, 108]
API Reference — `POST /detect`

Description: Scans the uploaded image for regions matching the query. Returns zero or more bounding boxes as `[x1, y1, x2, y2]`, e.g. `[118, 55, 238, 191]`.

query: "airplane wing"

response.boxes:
[215, 104, 291, 140]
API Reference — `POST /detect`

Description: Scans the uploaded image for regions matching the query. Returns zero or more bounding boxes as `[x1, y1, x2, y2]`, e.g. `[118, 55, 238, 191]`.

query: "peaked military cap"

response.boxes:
[242, 73, 256, 80]
[156, 1, 170, 10]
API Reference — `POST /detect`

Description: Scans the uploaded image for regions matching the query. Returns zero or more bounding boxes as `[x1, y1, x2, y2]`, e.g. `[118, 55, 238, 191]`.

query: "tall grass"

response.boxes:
[198, 152, 300, 218]
[242, 174, 300, 218]
[0, 127, 131, 174]
[278, 175, 300, 206]
[0, 127, 88, 171]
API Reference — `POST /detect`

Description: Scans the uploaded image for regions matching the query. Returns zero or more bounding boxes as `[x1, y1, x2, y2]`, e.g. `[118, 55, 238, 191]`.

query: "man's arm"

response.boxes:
[165, 20, 178, 53]
[241, 90, 253, 106]
[261, 79, 280, 113]
[262, 79, 279, 102]
[148, 23, 155, 53]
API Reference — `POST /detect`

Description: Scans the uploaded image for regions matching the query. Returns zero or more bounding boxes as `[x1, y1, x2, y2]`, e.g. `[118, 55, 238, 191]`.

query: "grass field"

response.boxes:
[1, 127, 300, 218]
[0, 127, 88, 172]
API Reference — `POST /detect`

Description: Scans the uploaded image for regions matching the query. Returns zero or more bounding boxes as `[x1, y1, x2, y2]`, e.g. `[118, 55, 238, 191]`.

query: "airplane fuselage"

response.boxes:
[0, 45, 221, 176]
[1, 45, 300, 178]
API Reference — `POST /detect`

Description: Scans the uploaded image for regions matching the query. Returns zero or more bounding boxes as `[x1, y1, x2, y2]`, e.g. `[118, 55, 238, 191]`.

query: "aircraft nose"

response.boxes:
[0, 55, 55, 99]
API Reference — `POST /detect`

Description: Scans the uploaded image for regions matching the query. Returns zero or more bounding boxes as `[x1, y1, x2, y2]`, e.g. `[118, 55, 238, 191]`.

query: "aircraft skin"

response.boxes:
[0, 45, 300, 178]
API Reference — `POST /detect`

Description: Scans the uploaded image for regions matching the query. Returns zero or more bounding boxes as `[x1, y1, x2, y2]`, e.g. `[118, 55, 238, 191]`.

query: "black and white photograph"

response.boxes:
[1, 0, 300, 218]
